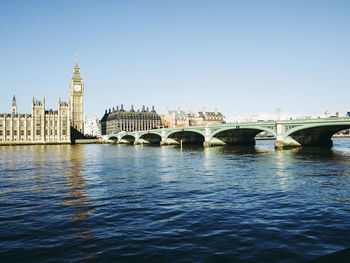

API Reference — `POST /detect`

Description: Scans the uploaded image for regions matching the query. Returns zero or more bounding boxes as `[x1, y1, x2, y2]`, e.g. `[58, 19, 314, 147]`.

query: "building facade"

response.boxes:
[101, 105, 162, 135]
[0, 59, 84, 144]
[165, 107, 225, 128]
[84, 116, 101, 138]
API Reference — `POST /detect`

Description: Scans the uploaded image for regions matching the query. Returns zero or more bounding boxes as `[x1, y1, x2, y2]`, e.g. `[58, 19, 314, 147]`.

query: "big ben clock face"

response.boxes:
[74, 85, 81, 91]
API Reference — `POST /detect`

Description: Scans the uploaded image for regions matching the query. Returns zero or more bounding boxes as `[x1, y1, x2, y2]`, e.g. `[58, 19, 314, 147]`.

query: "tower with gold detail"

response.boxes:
[69, 57, 84, 134]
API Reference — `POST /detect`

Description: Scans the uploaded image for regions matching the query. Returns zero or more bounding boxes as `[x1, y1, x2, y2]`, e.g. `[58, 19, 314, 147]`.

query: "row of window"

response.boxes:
[0, 120, 68, 127]
[0, 129, 68, 136]
[107, 120, 161, 133]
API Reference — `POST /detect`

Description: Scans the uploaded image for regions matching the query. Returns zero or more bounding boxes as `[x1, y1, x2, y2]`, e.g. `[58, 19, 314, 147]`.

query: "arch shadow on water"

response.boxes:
[292, 146, 350, 169]
[211, 145, 265, 155]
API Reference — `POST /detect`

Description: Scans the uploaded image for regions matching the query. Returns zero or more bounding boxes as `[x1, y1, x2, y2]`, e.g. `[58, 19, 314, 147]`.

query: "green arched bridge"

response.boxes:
[107, 117, 350, 148]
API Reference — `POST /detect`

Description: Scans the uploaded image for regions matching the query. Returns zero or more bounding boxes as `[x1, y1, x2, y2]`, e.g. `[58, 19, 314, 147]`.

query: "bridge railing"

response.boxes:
[281, 117, 350, 123]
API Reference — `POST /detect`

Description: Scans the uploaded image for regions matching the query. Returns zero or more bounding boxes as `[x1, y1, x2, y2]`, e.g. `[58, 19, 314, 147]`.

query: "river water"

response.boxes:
[0, 139, 350, 262]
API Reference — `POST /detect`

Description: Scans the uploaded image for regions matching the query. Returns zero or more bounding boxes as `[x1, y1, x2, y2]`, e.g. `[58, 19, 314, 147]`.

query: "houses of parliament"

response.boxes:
[0, 59, 84, 144]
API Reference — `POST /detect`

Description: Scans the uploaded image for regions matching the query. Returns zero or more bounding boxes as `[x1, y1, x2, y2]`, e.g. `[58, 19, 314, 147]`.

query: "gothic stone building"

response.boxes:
[0, 59, 84, 144]
[101, 105, 162, 135]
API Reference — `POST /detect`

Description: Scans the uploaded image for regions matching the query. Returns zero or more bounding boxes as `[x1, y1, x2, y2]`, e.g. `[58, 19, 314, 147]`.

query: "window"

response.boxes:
[21, 130, 24, 136]
[36, 129, 40, 135]
[28, 130, 31, 136]
[6, 130, 10, 136]
[0, 130, 2, 136]
[14, 130, 17, 136]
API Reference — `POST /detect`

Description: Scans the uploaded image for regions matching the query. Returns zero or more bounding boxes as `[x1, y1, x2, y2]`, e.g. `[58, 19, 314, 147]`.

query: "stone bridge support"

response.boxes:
[275, 121, 301, 149]
[203, 125, 211, 147]
[160, 128, 168, 145]
[133, 132, 140, 145]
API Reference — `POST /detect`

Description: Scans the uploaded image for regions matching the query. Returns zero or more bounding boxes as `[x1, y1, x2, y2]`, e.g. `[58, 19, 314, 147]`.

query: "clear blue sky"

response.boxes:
[0, 0, 349, 118]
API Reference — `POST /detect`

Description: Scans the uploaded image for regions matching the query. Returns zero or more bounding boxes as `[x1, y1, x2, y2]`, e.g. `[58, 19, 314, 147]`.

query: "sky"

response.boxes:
[0, 0, 349, 118]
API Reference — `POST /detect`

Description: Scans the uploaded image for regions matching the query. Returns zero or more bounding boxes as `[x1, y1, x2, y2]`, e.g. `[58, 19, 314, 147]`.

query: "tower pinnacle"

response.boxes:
[12, 95, 17, 114]
[75, 54, 79, 68]
[12, 95, 16, 106]
[72, 55, 81, 78]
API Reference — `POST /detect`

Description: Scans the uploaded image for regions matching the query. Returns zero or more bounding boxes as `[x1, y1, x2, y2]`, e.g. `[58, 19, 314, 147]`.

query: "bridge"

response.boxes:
[107, 117, 350, 149]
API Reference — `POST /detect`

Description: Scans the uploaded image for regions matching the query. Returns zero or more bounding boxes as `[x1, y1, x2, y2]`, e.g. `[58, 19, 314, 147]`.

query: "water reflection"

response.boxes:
[2, 141, 350, 262]
[275, 150, 288, 188]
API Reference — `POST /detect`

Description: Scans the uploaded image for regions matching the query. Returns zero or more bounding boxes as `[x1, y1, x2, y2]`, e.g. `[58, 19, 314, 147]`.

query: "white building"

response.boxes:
[227, 112, 313, 123]
[83, 116, 101, 138]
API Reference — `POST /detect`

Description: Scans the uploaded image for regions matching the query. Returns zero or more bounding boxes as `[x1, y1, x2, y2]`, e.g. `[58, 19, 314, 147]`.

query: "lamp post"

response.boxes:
[276, 107, 281, 120]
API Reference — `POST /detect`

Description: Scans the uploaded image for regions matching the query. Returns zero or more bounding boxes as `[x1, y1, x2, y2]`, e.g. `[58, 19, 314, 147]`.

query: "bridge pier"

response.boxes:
[160, 139, 179, 145]
[203, 141, 211, 147]
[203, 125, 211, 147]
[275, 121, 286, 149]
[275, 121, 302, 149]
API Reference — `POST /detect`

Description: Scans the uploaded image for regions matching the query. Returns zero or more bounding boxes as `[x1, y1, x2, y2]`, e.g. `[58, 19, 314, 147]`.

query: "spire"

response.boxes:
[72, 55, 81, 77]
[12, 95, 16, 106]
[75, 54, 79, 68]
[12, 95, 17, 114]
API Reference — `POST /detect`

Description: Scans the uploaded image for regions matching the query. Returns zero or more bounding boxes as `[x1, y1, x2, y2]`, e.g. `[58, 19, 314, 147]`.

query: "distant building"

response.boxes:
[227, 112, 312, 123]
[84, 116, 101, 138]
[165, 107, 190, 128]
[165, 107, 225, 128]
[0, 59, 84, 144]
[101, 105, 162, 135]
[194, 108, 225, 125]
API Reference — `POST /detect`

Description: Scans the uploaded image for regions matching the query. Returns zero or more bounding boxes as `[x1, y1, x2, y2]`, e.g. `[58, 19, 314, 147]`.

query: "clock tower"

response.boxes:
[69, 56, 84, 134]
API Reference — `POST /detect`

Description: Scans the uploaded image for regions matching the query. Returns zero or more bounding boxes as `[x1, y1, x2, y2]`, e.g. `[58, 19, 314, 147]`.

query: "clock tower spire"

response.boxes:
[69, 56, 84, 134]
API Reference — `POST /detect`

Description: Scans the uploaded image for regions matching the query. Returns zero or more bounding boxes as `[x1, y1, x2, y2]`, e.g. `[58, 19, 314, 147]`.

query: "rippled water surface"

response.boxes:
[1, 139, 350, 262]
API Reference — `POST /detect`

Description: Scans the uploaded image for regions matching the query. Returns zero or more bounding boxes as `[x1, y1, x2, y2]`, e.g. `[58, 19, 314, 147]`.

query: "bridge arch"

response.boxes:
[120, 134, 136, 144]
[210, 126, 276, 146]
[284, 123, 350, 147]
[139, 132, 162, 144]
[108, 135, 118, 143]
[166, 129, 205, 145]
